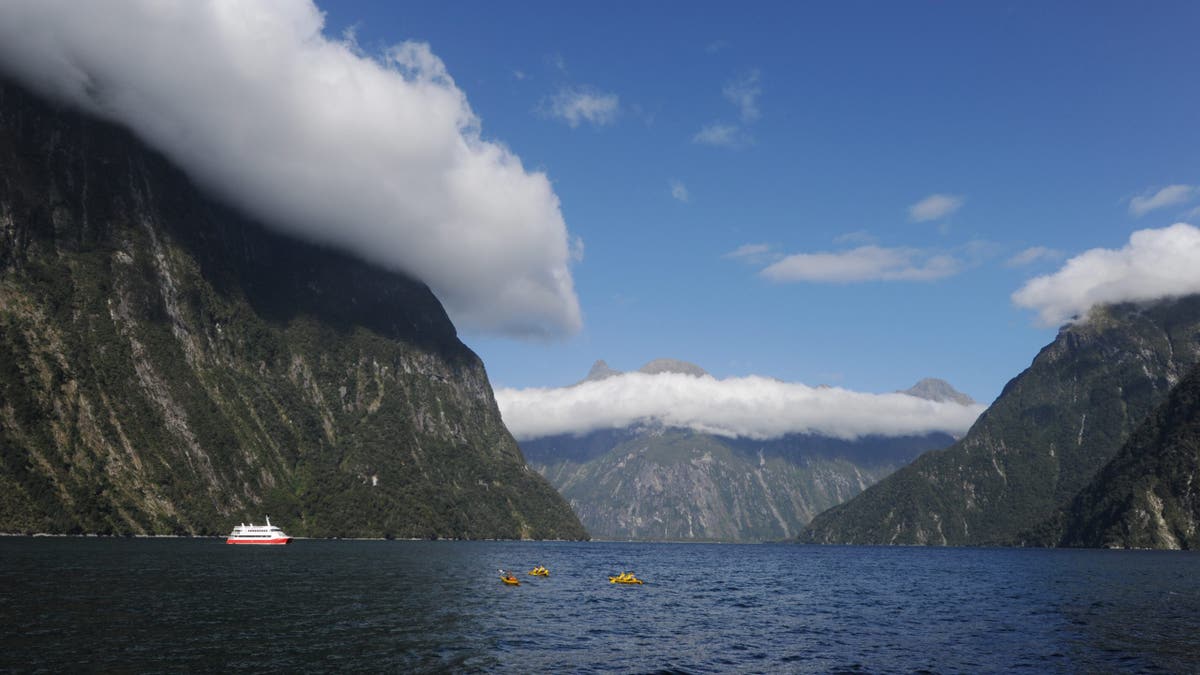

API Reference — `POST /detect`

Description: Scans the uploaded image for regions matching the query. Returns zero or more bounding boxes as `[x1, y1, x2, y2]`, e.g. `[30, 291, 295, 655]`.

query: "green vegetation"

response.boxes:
[1048, 362, 1200, 549]
[0, 79, 585, 540]
[523, 427, 947, 541]
[802, 296, 1200, 546]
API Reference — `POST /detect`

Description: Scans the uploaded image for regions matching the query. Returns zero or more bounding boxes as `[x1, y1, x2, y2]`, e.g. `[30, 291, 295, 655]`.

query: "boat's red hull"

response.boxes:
[225, 538, 292, 545]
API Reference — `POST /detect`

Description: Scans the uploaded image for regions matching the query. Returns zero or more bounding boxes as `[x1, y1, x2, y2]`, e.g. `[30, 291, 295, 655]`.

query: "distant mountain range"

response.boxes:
[802, 296, 1200, 547]
[521, 359, 972, 541]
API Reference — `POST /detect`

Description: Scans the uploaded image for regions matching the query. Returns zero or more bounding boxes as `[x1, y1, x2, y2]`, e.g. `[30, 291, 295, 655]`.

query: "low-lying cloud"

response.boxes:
[496, 372, 985, 441]
[0, 0, 581, 337]
[1012, 223, 1200, 326]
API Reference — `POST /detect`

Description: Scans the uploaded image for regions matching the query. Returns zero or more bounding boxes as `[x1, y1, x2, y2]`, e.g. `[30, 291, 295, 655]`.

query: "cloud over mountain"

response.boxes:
[496, 372, 985, 441]
[0, 0, 581, 337]
[1013, 223, 1200, 326]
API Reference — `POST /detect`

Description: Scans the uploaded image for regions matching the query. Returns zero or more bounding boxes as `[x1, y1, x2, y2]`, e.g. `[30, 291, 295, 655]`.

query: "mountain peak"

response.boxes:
[901, 378, 975, 405]
[638, 358, 709, 378]
[582, 359, 622, 383]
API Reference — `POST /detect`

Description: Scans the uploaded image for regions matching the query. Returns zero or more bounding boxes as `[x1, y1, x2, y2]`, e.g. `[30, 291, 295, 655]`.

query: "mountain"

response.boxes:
[1046, 362, 1200, 549]
[802, 297, 1200, 546]
[520, 362, 960, 541]
[637, 358, 709, 377]
[577, 359, 621, 384]
[574, 358, 709, 386]
[902, 378, 975, 406]
[0, 78, 586, 539]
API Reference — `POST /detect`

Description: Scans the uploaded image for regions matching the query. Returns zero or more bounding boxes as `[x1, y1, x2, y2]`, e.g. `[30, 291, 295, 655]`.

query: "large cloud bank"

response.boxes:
[496, 373, 986, 441]
[1013, 223, 1200, 327]
[0, 0, 581, 337]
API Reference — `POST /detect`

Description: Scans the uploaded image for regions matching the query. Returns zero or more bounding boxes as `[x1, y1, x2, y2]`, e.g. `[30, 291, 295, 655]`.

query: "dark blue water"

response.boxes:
[1, 539, 1198, 673]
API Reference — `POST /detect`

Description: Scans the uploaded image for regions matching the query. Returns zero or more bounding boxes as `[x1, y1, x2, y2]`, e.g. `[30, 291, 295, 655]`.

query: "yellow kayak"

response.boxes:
[609, 572, 644, 584]
[529, 566, 550, 576]
[501, 575, 520, 586]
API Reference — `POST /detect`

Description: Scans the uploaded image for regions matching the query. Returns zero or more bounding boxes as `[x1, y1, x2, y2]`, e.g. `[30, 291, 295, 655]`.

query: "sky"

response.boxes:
[321, 1, 1200, 404]
[2, 0, 1198, 428]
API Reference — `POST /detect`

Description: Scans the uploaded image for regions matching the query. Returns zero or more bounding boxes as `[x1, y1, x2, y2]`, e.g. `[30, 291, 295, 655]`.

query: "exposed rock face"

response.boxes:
[578, 359, 621, 384]
[1049, 362, 1200, 549]
[902, 378, 976, 406]
[521, 371, 961, 541]
[0, 79, 586, 539]
[803, 298, 1200, 546]
[637, 359, 709, 377]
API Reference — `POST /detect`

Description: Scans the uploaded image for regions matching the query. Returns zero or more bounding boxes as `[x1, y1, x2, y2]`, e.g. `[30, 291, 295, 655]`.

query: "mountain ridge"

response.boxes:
[1044, 361, 1200, 549]
[0, 78, 586, 539]
[522, 365, 967, 541]
[802, 296, 1200, 546]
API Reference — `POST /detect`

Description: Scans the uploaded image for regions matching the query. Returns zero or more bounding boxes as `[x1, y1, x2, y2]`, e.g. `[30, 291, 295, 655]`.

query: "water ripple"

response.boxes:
[1, 539, 1199, 672]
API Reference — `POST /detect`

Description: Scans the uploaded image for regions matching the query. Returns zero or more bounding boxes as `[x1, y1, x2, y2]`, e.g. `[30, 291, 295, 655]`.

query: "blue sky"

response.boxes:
[2, 1, 1196, 435]
[309, 1, 1200, 404]
[12, 0, 1180, 411]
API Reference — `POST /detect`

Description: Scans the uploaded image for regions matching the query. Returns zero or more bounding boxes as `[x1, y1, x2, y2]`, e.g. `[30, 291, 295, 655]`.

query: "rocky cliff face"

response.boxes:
[522, 394, 957, 542]
[1048, 362, 1200, 549]
[902, 378, 976, 406]
[0, 79, 586, 539]
[802, 297, 1200, 546]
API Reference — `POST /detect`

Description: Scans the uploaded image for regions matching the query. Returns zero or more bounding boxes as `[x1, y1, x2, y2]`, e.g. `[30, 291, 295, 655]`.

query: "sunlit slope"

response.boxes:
[1048, 362, 1200, 549]
[803, 297, 1200, 545]
[526, 426, 952, 541]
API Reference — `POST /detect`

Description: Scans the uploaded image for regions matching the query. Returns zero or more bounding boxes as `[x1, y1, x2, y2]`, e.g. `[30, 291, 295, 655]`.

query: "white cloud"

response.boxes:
[723, 69, 761, 123]
[497, 372, 985, 441]
[1006, 246, 1063, 267]
[761, 246, 960, 283]
[0, 0, 581, 338]
[723, 243, 780, 266]
[1129, 184, 1198, 217]
[908, 194, 965, 222]
[541, 86, 619, 128]
[692, 123, 748, 148]
[724, 243, 772, 259]
[1012, 223, 1200, 326]
[833, 231, 879, 246]
[670, 179, 689, 203]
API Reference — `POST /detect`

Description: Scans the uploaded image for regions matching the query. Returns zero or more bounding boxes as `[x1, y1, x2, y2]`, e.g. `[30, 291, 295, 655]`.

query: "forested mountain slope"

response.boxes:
[803, 298, 1200, 546]
[0, 79, 586, 539]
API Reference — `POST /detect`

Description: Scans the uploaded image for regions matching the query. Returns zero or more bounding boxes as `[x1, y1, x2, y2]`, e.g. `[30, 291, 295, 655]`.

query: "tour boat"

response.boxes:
[226, 516, 292, 545]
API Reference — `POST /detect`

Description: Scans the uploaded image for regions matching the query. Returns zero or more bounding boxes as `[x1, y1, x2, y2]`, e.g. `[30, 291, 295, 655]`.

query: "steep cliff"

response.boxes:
[519, 362, 965, 541]
[0, 79, 586, 539]
[802, 297, 1200, 545]
[1049, 362, 1200, 549]
[525, 426, 949, 541]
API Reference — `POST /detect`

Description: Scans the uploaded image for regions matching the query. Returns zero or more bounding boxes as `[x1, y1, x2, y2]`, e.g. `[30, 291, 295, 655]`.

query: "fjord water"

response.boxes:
[2, 539, 1198, 673]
